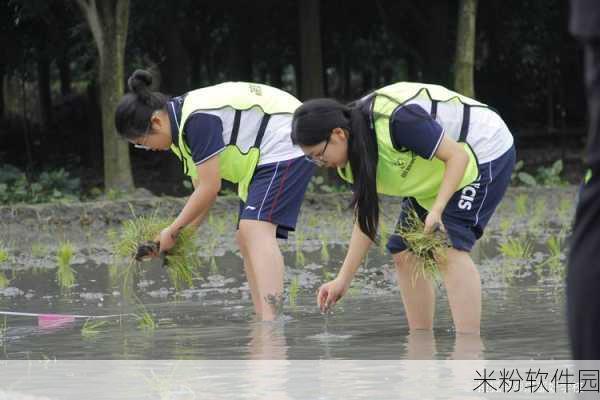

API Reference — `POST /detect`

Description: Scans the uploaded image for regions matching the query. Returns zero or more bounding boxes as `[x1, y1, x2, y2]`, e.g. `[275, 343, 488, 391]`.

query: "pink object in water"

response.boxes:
[37, 314, 76, 329]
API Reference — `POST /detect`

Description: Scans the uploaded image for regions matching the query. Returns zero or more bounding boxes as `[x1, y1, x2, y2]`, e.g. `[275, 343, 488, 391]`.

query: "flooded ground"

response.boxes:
[0, 187, 576, 360]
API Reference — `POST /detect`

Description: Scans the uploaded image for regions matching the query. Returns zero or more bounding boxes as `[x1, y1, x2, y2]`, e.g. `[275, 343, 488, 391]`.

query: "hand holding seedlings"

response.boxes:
[134, 241, 160, 261]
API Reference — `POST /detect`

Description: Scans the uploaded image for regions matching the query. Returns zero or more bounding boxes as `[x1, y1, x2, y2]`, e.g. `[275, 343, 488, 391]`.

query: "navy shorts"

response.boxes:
[387, 145, 516, 253]
[238, 156, 315, 239]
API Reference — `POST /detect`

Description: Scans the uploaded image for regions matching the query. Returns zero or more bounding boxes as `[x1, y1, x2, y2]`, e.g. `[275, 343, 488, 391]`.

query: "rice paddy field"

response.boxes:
[0, 187, 576, 360]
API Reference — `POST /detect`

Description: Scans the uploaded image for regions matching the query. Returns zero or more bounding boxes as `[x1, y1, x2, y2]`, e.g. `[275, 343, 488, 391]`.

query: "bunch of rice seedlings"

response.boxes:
[111, 210, 201, 292]
[393, 208, 450, 285]
[56, 241, 76, 291]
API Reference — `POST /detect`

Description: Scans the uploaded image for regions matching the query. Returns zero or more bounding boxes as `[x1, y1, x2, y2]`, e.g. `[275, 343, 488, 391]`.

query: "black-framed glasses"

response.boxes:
[305, 137, 330, 167]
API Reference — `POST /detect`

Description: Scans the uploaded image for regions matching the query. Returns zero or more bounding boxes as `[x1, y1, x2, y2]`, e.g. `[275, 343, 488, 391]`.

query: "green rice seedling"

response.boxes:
[515, 194, 529, 218]
[0, 272, 8, 289]
[209, 256, 219, 275]
[501, 259, 522, 283]
[288, 276, 300, 307]
[537, 233, 564, 278]
[499, 217, 513, 238]
[394, 209, 449, 285]
[320, 234, 330, 264]
[528, 198, 547, 234]
[498, 237, 533, 260]
[558, 197, 573, 228]
[0, 245, 8, 264]
[295, 230, 305, 266]
[81, 319, 108, 339]
[111, 210, 201, 292]
[137, 311, 157, 332]
[56, 241, 76, 291]
[31, 243, 48, 258]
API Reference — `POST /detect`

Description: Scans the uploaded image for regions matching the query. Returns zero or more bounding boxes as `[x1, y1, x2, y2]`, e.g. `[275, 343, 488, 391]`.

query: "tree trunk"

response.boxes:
[298, 0, 324, 100]
[37, 50, 52, 129]
[454, 0, 478, 97]
[77, 0, 134, 191]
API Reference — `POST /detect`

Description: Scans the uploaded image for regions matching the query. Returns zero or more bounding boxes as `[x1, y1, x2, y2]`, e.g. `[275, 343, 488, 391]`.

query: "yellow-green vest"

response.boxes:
[338, 82, 484, 210]
[170, 82, 301, 201]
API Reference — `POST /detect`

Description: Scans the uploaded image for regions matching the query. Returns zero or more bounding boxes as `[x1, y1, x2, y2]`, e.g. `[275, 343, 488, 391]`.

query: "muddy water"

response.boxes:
[0, 242, 569, 360]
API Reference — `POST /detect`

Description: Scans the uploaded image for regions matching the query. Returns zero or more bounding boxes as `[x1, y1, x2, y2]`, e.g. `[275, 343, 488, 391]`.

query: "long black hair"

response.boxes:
[291, 98, 380, 241]
[114, 69, 169, 140]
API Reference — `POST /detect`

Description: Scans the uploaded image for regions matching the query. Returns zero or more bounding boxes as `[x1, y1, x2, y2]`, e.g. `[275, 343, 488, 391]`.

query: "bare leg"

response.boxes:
[236, 230, 262, 317]
[394, 250, 436, 330]
[238, 220, 285, 321]
[441, 248, 481, 334]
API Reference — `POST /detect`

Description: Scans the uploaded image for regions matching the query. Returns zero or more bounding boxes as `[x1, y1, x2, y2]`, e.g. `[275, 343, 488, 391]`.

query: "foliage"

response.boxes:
[512, 160, 567, 187]
[0, 164, 80, 205]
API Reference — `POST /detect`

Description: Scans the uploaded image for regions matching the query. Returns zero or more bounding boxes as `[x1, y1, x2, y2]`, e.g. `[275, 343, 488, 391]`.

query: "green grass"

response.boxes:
[0, 316, 6, 341]
[288, 276, 300, 307]
[137, 311, 157, 332]
[539, 233, 565, 278]
[394, 208, 450, 285]
[56, 241, 76, 291]
[0, 272, 8, 289]
[498, 237, 533, 259]
[528, 198, 547, 233]
[515, 194, 529, 218]
[320, 235, 329, 263]
[0, 245, 8, 264]
[81, 319, 108, 339]
[111, 209, 201, 292]
[499, 217, 513, 238]
[558, 197, 573, 227]
[295, 230, 305, 266]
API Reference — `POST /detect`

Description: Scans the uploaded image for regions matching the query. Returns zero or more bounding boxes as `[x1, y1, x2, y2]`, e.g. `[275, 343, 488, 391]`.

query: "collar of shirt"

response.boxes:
[167, 96, 185, 146]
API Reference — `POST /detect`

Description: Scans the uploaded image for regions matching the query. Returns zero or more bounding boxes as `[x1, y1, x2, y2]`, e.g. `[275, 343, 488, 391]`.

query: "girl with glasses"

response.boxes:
[115, 69, 315, 321]
[291, 82, 515, 334]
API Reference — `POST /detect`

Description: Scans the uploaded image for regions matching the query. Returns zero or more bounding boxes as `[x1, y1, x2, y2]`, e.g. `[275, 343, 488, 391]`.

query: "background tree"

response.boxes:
[298, 0, 324, 99]
[454, 0, 478, 97]
[76, 0, 134, 191]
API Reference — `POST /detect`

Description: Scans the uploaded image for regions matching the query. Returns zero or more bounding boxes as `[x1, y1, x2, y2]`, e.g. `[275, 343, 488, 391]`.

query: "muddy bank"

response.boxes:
[0, 186, 578, 269]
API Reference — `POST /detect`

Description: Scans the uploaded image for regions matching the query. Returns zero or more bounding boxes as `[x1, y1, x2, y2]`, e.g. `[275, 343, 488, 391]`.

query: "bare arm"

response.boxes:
[159, 156, 221, 251]
[337, 222, 374, 285]
[424, 134, 469, 232]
